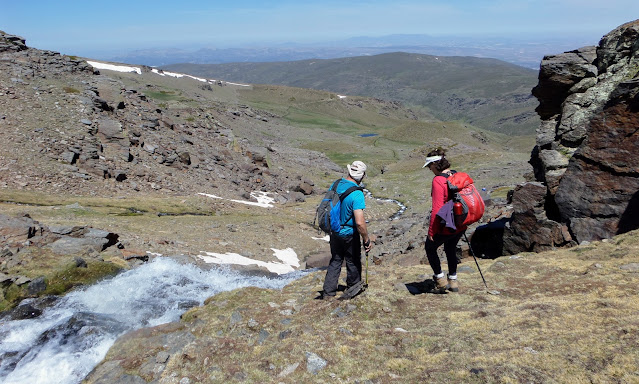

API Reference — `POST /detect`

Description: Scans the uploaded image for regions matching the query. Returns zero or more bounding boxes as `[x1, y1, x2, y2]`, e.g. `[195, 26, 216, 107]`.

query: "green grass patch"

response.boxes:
[146, 90, 182, 101]
[284, 108, 345, 130]
[44, 261, 123, 296]
[0, 259, 122, 311]
[0, 190, 213, 216]
[0, 284, 23, 312]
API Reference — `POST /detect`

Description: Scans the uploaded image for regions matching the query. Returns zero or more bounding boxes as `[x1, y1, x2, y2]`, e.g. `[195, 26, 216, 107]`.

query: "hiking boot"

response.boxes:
[433, 275, 448, 294]
[448, 278, 459, 293]
[318, 291, 336, 301]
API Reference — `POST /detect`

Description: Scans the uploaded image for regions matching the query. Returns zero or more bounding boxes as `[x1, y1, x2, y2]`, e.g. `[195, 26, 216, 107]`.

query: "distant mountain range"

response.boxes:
[109, 34, 596, 70]
[162, 52, 540, 136]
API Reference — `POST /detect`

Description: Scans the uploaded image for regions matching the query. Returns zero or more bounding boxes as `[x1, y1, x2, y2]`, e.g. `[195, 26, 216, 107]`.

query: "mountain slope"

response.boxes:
[0, 30, 533, 291]
[163, 52, 540, 136]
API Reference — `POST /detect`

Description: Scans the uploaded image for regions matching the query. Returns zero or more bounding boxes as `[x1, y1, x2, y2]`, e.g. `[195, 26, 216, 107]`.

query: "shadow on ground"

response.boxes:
[405, 279, 437, 295]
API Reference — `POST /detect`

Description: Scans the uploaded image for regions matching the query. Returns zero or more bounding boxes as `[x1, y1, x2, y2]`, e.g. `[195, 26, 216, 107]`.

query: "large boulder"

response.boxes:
[0, 214, 40, 244]
[509, 19, 639, 249]
[502, 183, 574, 254]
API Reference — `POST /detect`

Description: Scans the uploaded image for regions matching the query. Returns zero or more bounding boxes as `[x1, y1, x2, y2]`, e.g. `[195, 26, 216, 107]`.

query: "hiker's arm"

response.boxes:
[353, 209, 372, 251]
[428, 176, 447, 239]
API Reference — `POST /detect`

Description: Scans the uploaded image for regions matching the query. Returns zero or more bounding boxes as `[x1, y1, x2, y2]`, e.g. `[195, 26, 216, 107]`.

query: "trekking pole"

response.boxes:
[364, 250, 369, 288]
[463, 233, 500, 295]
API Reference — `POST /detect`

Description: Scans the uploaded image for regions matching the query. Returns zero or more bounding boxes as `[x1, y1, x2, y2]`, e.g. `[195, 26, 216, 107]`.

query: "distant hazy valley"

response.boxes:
[106, 34, 597, 70]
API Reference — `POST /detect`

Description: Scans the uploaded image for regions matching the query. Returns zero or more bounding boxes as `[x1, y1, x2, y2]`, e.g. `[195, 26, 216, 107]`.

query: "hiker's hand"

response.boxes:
[428, 235, 433, 241]
[364, 239, 372, 253]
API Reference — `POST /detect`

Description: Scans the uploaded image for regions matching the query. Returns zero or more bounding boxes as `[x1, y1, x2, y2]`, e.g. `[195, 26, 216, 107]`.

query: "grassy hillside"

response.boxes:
[233, 83, 532, 209]
[162, 52, 540, 136]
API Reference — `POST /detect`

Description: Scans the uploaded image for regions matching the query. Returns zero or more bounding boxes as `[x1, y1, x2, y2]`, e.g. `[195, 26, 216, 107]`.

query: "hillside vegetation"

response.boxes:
[86, 228, 639, 383]
[163, 52, 540, 136]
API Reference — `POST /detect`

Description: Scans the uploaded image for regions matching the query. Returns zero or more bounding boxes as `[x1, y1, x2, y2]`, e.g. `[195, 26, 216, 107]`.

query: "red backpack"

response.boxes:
[447, 172, 485, 228]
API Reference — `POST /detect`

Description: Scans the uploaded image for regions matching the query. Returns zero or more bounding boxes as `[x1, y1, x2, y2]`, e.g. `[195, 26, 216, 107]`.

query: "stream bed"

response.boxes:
[0, 258, 307, 384]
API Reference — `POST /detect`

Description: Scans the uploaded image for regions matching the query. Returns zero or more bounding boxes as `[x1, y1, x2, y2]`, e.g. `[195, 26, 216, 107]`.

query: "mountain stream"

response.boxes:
[0, 258, 308, 384]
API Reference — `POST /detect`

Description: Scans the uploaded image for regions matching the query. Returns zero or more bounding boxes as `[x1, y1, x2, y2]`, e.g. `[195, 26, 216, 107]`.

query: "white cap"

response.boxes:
[347, 161, 367, 180]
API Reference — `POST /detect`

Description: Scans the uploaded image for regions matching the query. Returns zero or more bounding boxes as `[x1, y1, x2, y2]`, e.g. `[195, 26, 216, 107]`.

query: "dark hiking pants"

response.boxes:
[425, 231, 464, 276]
[322, 234, 362, 296]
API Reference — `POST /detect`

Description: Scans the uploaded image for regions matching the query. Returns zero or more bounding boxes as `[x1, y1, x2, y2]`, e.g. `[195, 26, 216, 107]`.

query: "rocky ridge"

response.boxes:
[0, 30, 335, 202]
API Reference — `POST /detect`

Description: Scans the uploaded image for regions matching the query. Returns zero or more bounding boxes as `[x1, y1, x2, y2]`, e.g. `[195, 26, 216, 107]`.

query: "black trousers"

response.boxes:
[425, 231, 464, 276]
[322, 234, 362, 296]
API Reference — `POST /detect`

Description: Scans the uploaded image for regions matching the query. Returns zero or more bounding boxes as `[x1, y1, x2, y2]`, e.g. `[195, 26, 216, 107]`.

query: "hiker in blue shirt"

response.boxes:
[321, 161, 373, 299]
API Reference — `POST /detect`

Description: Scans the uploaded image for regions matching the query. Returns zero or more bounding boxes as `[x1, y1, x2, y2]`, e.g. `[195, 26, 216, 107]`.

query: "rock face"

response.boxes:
[510, 19, 639, 250]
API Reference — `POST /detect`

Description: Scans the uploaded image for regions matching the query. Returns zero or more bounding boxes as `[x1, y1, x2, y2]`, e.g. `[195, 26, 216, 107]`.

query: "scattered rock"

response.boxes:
[305, 352, 327, 375]
[156, 351, 170, 364]
[27, 276, 46, 295]
[74, 257, 88, 268]
[279, 362, 299, 378]
[620, 263, 639, 272]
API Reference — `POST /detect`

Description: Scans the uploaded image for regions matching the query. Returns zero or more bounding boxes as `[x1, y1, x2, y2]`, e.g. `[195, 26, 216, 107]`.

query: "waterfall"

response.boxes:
[0, 258, 307, 384]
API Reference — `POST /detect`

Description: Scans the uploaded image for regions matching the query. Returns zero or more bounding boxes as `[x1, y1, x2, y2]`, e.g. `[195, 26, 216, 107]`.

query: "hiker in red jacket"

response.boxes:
[423, 149, 465, 293]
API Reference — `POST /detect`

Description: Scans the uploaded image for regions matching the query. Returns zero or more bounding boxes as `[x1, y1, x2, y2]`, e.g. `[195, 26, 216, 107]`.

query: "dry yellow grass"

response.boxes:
[86, 229, 639, 383]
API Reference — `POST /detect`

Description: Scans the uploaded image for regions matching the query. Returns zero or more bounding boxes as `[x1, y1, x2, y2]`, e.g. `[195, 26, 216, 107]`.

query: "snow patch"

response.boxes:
[198, 248, 299, 275]
[225, 81, 251, 87]
[198, 191, 276, 208]
[86, 61, 141, 74]
[151, 69, 208, 83]
[86, 61, 250, 87]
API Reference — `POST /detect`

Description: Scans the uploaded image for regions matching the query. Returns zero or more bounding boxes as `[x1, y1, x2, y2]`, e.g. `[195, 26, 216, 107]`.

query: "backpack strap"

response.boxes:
[437, 170, 456, 178]
[339, 185, 363, 202]
[337, 184, 364, 228]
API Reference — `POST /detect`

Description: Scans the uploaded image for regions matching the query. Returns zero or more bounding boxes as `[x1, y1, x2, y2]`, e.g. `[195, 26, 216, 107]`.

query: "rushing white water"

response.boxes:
[0, 258, 307, 384]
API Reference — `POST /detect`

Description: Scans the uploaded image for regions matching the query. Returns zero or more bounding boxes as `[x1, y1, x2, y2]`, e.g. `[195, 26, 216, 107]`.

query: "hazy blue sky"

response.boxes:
[2, 0, 637, 55]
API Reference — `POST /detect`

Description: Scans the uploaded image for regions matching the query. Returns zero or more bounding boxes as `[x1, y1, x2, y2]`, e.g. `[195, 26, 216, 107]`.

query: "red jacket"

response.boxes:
[428, 175, 449, 237]
[428, 173, 467, 237]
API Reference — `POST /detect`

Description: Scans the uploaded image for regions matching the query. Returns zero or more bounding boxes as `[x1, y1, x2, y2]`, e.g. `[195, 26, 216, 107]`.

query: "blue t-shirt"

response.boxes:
[332, 178, 366, 237]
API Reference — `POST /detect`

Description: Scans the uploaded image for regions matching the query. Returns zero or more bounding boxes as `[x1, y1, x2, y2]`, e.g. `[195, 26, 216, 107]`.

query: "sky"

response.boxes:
[2, 0, 638, 56]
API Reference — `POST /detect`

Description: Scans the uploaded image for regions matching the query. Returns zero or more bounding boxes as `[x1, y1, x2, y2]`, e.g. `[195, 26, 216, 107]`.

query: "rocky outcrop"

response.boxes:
[505, 20, 639, 251]
[0, 212, 125, 307]
[0, 212, 120, 264]
[0, 30, 344, 203]
[0, 31, 27, 52]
